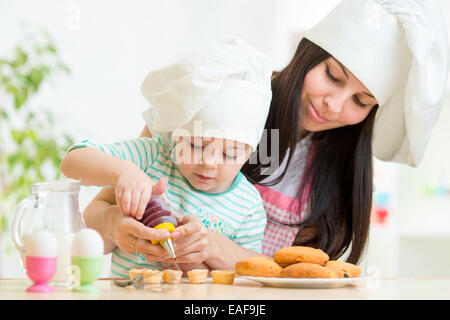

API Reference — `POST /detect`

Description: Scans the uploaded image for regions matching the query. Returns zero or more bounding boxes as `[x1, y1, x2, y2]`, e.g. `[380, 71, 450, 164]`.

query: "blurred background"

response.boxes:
[1, 0, 449, 279]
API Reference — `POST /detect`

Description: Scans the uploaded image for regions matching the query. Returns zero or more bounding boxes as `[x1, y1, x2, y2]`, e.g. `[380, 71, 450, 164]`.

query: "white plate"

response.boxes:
[238, 276, 366, 288]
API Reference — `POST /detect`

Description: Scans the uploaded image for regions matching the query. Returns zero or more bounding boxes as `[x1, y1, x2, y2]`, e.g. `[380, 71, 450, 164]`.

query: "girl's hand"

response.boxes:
[114, 164, 166, 220]
[150, 215, 217, 264]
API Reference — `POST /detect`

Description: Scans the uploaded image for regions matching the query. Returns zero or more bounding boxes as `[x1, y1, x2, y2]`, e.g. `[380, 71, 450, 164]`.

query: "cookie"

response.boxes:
[143, 269, 164, 284]
[187, 269, 208, 284]
[325, 260, 361, 278]
[211, 270, 235, 284]
[235, 256, 283, 278]
[274, 246, 329, 266]
[163, 269, 183, 283]
[280, 262, 338, 278]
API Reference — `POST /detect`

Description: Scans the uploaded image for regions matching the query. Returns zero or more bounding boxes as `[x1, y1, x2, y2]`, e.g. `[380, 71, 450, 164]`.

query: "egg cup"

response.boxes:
[71, 256, 102, 292]
[25, 256, 57, 292]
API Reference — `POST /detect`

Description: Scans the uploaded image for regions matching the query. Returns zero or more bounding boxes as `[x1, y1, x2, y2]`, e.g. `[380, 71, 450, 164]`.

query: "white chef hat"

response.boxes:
[141, 38, 273, 151]
[304, 0, 450, 167]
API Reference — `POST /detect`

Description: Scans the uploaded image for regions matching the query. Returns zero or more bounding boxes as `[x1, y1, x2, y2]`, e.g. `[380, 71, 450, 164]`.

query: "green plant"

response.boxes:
[0, 29, 74, 232]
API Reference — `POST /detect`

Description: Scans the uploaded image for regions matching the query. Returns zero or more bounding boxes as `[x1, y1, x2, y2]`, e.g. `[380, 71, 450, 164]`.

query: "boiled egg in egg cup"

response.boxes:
[70, 228, 104, 292]
[24, 231, 58, 293]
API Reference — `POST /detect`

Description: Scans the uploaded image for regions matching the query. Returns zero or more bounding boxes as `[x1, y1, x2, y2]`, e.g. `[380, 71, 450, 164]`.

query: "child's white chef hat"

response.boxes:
[141, 38, 273, 151]
[304, 0, 449, 167]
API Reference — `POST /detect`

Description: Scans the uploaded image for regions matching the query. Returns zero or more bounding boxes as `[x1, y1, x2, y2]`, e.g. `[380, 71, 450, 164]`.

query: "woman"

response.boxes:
[82, 0, 449, 270]
[244, 38, 379, 264]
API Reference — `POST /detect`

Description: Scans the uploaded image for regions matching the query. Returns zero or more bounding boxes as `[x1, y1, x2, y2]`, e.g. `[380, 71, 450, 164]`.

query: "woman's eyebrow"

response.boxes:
[331, 57, 349, 80]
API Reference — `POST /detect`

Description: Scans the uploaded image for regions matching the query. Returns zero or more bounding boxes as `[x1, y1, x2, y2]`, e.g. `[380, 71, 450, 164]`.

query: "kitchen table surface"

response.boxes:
[0, 277, 449, 300]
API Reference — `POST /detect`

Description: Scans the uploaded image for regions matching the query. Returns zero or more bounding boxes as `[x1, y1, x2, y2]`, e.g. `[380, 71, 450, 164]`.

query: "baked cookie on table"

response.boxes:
[235, 256, 283, 277]
[280, 262, 338, 278]
[274, 246, 329, 266]
[325, 260, 361, 278]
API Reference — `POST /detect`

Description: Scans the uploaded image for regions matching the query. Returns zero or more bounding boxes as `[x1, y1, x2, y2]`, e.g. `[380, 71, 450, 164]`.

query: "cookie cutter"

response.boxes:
[112, 275, 146, 289]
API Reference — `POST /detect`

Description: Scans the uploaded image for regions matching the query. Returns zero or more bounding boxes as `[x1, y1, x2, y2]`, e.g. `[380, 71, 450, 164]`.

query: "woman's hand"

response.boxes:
[108, 177, 174, 256]
[110, 205, 172, 256]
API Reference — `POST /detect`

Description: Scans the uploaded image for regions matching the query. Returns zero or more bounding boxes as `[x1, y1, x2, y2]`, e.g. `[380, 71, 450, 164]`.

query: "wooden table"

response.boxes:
[0, 277, 450, 300]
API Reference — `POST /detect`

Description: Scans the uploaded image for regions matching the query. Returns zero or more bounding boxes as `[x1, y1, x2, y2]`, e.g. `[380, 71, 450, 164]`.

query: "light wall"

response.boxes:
[0, 0, 341, 278]
[1, 0, 450, 278]
[0, 0, 339, 145]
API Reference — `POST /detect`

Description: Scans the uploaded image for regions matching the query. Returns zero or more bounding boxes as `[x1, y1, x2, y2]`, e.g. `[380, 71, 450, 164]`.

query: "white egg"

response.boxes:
[25, 231, 58, 257]
[71, 228, 104, 257]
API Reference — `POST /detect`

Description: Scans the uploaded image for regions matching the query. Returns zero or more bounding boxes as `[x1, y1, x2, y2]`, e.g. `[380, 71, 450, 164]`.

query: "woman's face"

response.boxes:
[300, 57, 378, 134]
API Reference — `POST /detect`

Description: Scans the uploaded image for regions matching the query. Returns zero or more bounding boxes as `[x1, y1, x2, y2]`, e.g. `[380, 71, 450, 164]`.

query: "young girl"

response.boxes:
[82, 0, 449, 270]
[60, 39, 273, 277]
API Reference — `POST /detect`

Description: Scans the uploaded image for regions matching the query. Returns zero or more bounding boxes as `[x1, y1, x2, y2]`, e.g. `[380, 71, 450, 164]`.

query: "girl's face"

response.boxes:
[300, 57, 378, 134]
[174, 136, 251, 194]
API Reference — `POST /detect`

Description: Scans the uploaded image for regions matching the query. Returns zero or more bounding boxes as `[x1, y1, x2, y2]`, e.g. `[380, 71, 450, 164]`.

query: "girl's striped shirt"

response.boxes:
[69, 135, 267, 278]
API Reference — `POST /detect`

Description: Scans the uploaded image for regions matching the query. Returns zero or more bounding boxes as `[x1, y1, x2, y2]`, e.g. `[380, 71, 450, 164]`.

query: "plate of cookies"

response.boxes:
[235, 246, 365, 288]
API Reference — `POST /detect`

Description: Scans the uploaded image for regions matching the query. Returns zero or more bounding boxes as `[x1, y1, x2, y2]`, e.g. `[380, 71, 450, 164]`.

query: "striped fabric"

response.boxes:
[70, 135, 267, 278]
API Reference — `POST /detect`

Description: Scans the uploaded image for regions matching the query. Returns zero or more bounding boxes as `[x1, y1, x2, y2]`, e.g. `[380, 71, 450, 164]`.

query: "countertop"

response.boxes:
[1, 277, 450, 300]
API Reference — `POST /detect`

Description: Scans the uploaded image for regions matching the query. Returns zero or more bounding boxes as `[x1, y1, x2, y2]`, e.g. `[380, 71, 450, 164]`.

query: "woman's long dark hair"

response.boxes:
[242, 38, 378, 264]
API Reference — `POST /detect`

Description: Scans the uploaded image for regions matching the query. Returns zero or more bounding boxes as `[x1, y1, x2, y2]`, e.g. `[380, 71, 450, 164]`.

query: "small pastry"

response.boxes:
[187, 269, 208, 284]
[143, 269, 164, 284]
[129, 268, 144, 280]
[163, 269, 182, 283]
[211, 270, 235, 284]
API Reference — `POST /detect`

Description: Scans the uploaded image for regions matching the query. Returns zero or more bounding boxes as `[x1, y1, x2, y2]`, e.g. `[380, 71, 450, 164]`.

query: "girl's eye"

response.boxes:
[353, 96, 368, 108]
[191, 143, 203, 150]
[326, 67, 340, 83]
[223, 153, 237, 160]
